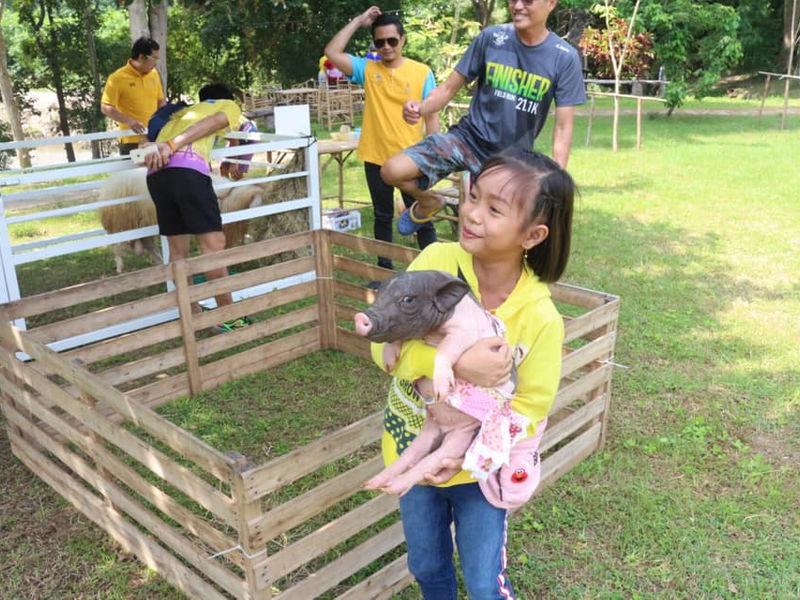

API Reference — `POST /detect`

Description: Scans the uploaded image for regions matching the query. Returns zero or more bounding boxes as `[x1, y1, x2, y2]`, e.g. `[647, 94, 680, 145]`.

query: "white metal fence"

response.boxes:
[0, 126, 321, 350]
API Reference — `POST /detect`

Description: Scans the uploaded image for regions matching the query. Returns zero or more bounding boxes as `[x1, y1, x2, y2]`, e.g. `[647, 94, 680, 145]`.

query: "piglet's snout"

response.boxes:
[353, 313, 373, 337]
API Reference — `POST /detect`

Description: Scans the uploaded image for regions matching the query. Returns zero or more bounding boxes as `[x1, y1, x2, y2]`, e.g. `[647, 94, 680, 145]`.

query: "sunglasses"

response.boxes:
[373, 37, 400, 49]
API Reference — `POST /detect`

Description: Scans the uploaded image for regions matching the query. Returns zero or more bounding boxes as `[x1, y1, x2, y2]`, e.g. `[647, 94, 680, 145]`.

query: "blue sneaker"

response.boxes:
[397, 201, 442, 236]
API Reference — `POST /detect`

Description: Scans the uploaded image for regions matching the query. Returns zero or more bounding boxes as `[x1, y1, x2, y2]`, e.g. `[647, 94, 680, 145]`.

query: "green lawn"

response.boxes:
[1, 109, 798, 598]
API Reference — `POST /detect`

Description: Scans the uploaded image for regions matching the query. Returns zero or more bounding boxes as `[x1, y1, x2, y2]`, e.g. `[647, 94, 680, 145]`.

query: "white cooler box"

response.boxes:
[322, 209, 362, 233]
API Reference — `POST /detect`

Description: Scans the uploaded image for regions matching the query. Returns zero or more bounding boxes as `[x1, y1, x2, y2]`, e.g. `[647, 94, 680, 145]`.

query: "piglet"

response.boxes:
[354, 270, 524, 496]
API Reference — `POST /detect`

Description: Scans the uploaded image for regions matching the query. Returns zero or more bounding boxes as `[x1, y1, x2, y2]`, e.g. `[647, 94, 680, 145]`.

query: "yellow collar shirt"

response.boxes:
[101, 60, 165, 144]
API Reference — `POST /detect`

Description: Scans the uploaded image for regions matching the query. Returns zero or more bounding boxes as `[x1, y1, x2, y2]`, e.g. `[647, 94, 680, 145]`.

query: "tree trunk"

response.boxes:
[149, 0, 168, 92]
[783, 0, 800, 72]
[44, 2, 74, 161]
[0, 0, 31, 167]
[565, 9, 591, 53]
[82, 0, 103, 158]
[471, 0, 495, 29]
[128, 0, 149, 43]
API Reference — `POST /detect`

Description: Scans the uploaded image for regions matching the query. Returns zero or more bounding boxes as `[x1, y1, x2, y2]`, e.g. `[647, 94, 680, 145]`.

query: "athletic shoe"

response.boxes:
[367, 280, 382, 291]
[215, 316, 252, 333]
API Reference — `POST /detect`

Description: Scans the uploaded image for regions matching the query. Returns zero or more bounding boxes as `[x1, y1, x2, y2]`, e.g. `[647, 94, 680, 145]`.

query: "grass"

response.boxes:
[2, 107, 799, 598]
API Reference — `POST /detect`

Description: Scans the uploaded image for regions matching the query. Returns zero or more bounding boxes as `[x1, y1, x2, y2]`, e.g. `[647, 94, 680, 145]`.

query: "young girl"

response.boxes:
[370, 148, 574, 599]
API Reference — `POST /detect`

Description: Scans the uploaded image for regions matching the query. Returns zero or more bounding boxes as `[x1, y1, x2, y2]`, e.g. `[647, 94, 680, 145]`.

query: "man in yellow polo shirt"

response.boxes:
[101, 37, 166, 155]
[325, 6, 439, 276]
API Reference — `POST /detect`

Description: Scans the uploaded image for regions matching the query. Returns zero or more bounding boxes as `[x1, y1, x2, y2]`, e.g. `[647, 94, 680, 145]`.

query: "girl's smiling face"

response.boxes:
[458, 167, 549, 262]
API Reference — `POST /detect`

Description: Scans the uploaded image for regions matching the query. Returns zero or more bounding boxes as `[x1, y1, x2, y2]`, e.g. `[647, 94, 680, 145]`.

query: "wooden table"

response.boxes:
[274, 87, 317, 106]
[317, 139, 359, 208]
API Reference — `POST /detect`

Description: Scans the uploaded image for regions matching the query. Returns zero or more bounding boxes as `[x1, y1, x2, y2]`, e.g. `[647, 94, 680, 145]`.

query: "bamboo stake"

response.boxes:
[783, 0, 799, 130]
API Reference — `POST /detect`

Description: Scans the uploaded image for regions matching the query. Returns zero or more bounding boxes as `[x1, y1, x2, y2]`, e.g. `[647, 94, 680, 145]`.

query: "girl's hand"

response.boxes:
[453, 336, 512, 388]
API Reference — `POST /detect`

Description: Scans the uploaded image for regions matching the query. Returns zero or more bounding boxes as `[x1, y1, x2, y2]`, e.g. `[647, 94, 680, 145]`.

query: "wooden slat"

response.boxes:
[184, 231, 313, 276]
[560, 332, 617, 379]
[128, 372, 191, 407]
[65, 320, 182, 366]
[8, 433, 229, 600]
[273, 521, 405, 600]
[336, 554, 413, 600]
[550, 282, 616, 309]
[329, 231, 419, 264]
[97, 347, 185, 387]
[242, 411, 383, 502]
[332, 255, 393, 282]
[193, 281, 316, 331]
[0, 322, 236, 483]
[540, 395, 605, 455]
[4, 264, 171, 320]
[202, 334, 320, 392]
[563, 299, 620, 343]
[553, 364, 613, 413]
[315, 229, 336, 349]
[0, 362, 236, 526]
[196, 304, 319, 358]
[249, 455, 383, 547]
[2, 403, 246, 599]
[539, 422, 602, 489]
[188, 256, 315, 303]
[172, 260, 202, 394]
[201, 327, 320, 384]
[334, 303, 358, 325]
[1, 378, 242, 568]
[333, 280, 376, 304]
[259, 493, 398, 583]
[28, 291, 177, 345]
[335, 328, 372, 361]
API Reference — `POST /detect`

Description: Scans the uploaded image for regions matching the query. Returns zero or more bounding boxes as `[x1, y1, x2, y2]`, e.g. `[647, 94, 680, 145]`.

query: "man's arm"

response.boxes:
[552, 106, 575, 169]
[404, 71, 466, 125]
[144, 111, 230, 170]
[100, 102, 146, 134]
[324, 6, 381, 77]
[424, 112, 440, 135]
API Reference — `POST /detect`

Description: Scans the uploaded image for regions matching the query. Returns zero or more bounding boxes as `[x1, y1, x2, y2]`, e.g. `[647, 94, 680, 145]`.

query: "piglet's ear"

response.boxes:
[433, 278, 471, 314]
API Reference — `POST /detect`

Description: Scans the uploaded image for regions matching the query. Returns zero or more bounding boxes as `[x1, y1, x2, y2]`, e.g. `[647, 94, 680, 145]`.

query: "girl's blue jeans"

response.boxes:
[399, 482, 514, 600]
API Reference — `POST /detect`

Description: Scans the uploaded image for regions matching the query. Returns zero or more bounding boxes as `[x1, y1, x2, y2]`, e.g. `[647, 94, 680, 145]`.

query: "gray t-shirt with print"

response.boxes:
[452, 25, 586, 154]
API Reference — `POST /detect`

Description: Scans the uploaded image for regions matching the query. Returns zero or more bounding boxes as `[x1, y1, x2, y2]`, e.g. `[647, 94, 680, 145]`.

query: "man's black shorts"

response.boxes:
[145, 167, 222, 236]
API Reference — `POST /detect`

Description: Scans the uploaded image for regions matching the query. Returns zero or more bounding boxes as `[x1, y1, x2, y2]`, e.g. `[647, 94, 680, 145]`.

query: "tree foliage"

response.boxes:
[580, 16, 655, 79]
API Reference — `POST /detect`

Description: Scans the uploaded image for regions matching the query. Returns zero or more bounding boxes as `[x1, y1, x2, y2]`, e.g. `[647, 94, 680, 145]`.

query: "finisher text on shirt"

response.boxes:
[485, 61, 552, 102]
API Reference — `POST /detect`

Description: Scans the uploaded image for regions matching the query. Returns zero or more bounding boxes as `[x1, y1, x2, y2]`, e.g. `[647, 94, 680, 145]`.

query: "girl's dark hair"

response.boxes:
[198, 83, 235, 101]
[371, 14, 405, 37]
[476, 148, 575, 283]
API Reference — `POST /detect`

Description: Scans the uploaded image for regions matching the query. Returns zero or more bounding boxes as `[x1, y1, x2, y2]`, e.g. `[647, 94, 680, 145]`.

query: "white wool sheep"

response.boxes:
[98, 168, 264, 273]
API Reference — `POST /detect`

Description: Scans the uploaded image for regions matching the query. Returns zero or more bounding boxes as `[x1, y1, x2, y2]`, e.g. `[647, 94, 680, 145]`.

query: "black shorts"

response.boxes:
[145, 168, 222, 236]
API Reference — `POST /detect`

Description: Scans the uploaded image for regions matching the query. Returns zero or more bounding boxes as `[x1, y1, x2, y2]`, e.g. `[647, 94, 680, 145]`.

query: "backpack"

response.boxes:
[146, 101, 190, 142]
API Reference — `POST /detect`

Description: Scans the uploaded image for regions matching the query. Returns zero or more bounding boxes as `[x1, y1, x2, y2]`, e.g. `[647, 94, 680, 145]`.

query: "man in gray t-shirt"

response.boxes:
[382, 0, 585, 236]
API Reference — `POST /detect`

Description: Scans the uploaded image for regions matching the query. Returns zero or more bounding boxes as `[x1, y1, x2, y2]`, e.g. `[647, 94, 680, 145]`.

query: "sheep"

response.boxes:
[97, 152, 311, 273]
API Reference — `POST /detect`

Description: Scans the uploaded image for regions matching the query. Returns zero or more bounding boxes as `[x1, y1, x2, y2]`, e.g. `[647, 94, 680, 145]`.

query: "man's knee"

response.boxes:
[381, 153, 415, 188]
[199, 231, 226, 253]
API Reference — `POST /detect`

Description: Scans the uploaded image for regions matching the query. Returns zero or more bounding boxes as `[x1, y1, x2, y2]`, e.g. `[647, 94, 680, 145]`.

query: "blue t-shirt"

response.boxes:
[453, 26, 586, 153]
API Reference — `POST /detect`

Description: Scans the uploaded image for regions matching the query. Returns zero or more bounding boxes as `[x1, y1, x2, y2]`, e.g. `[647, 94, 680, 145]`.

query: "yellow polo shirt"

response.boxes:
[101, 61, 165, 144]
[348, 56, 436, 165]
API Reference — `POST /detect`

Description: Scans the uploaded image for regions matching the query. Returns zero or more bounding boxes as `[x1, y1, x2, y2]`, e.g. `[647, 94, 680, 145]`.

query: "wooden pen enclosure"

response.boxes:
[0, 230, 619, 599]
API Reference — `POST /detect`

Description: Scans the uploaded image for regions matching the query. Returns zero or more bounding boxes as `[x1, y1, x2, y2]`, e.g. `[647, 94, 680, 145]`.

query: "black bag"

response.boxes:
[146, 101, 189, 142]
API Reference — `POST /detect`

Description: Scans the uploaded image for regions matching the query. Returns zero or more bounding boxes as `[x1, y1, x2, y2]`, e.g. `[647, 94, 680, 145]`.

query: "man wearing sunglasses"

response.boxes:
[325, 6, 440, 273]
[381, 0, 586, 236]
[101, 37, 166, 156]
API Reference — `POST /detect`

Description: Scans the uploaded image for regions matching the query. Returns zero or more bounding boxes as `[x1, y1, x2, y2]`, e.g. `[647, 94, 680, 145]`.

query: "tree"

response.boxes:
[594, 0, 643, 152]
[125, 0, 167, 90]
[0, 0, 31, 167]
[784, 0, 800, 71]
[471, 0, 495, 29]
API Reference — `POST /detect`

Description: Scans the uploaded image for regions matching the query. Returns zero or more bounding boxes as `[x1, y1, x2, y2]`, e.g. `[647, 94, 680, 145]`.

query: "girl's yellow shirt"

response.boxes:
[371, 242, 564, 487]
